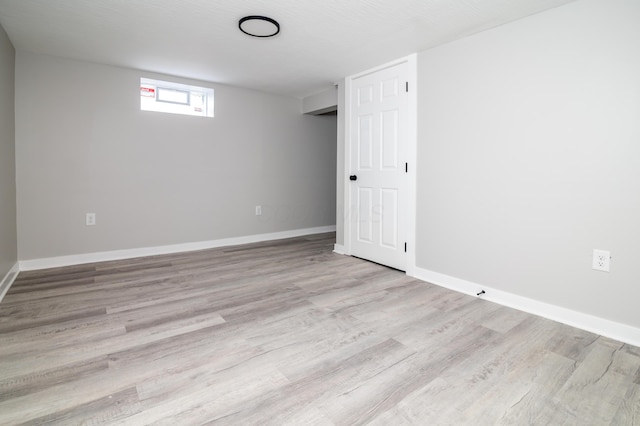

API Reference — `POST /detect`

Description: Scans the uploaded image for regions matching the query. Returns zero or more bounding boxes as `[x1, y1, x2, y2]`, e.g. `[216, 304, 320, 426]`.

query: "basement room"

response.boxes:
[0, 0, 639, 424]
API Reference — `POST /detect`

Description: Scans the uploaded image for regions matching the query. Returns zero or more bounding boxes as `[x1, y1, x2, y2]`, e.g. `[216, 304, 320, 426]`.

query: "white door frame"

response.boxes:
[343, 54, 417, 276]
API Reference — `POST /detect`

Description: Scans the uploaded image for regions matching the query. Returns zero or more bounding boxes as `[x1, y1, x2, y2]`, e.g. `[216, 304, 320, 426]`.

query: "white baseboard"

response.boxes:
[333, 244, 346, 255]
[0, 262, 20, 303]
[411, 267, 640, 348]
[19, 225, 337, 271]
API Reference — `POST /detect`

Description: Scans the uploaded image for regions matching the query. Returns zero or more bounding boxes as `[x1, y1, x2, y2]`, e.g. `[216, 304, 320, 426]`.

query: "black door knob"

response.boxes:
[349, 175, 357, 181]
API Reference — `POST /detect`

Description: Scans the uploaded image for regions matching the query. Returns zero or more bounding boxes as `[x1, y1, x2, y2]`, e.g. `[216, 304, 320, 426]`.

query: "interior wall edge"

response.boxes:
[19, 225, 336, 272]
[411, 266, 640, 348]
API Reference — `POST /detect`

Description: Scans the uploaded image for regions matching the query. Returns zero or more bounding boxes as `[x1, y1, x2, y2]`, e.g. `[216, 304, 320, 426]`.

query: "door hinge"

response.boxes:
[405, 82, 408, 92]
[404, 242, 407, 252]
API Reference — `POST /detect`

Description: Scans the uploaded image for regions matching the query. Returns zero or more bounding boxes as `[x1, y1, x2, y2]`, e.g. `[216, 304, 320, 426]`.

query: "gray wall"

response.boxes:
[417, 0, 640, 327]
[16, 52, 336, 260]
[0, 24, 17, 278]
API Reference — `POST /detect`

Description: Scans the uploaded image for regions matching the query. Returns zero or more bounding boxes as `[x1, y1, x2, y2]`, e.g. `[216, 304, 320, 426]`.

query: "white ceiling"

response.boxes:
[0, 0, 577, 98]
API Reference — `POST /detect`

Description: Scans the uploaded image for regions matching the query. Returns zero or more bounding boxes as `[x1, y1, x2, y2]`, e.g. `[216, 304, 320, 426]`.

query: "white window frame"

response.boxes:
[140, 78, 214, 118]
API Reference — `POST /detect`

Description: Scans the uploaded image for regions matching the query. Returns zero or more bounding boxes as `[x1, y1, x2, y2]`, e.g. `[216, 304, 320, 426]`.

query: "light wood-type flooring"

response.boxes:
[1, 233, 639, 425]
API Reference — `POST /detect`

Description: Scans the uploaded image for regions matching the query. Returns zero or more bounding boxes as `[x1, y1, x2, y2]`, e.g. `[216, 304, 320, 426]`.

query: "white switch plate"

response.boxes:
[86, 213, 96, 226]
[255, 205, 262, 216]
[592, 249, 610, 272]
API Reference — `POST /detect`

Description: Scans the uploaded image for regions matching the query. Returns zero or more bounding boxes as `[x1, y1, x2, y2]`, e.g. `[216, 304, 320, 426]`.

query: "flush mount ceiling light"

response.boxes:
[239, 15, 280, 38]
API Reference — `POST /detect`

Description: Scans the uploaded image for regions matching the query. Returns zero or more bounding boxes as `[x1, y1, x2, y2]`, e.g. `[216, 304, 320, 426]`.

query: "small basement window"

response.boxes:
[140, 78, 214, 117]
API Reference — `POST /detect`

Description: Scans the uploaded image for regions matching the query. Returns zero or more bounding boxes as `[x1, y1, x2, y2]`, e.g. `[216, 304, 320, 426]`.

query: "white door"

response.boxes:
[348, 62, 409, 271]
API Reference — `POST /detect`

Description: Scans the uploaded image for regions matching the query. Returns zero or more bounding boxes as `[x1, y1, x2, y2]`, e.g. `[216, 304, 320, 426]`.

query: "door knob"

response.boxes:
[349, 175, 357, 181]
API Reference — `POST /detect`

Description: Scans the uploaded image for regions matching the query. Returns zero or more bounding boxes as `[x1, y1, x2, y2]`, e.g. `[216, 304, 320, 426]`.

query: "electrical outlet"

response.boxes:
[255, 205, 262, 216]
[592, 249, 610, 272]
[86, 213, 96, 226]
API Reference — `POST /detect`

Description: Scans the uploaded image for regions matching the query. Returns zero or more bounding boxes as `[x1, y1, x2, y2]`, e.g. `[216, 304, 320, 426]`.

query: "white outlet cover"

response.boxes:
[86, 213, 96, 226]
[592, 249, 610, 272]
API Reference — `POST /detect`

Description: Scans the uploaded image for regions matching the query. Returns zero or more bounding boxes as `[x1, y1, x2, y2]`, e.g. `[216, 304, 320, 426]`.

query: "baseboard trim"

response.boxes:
[411, 267, 640, 348]
[19, 225, 337, 271]
[333, 244, 346, 255]
[0, 262, 20, 303]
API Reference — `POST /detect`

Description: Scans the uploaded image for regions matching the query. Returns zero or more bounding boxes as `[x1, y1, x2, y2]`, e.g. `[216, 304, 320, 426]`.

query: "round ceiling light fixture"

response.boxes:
[239, 15, 280, 38]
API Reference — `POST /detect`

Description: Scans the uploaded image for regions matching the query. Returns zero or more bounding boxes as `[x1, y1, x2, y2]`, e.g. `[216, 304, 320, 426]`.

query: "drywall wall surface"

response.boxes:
[416, 0, 640, 327]
[302, 86, 338, 115]
[0, 23, 17, 278]
[15, 53, 336, 260]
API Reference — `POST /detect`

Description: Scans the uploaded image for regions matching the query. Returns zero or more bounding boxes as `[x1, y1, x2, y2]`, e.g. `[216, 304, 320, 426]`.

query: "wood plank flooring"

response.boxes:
[1, 232, 639, 425]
